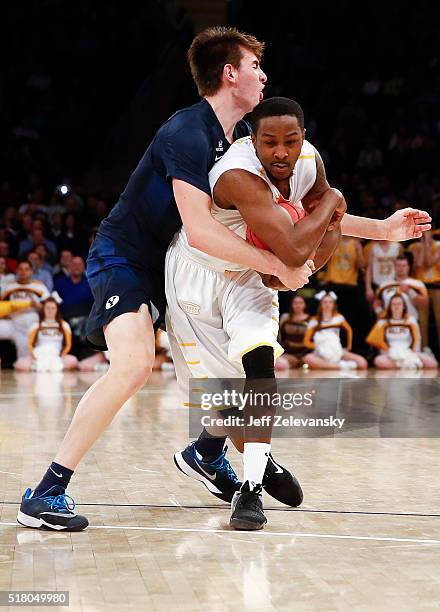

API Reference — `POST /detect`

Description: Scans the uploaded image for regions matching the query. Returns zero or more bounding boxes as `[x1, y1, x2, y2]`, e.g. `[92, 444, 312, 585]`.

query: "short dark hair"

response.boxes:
[187, 26, 264, 97]
[250, 97, 305, 133]
[17, 259, 32, 268]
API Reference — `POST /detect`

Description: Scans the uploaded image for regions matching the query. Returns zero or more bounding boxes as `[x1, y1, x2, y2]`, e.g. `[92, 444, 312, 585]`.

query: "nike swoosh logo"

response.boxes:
[215, 155, 222, 161]
[268, 456, 283, 474]
[49, 467, 63, 478]
[197, 463, 217, 481]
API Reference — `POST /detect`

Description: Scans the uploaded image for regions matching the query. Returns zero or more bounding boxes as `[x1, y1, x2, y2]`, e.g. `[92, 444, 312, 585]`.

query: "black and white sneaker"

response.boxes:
[230, 481, 267, 531]
[17, 486, 89, 531]
[174, 442, 241, 503]
[263, 453, 303, 507]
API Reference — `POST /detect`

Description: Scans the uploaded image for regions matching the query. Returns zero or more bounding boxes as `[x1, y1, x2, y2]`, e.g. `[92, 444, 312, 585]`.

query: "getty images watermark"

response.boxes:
[198, 388, 345, 430]
[187, 376, 440, 438]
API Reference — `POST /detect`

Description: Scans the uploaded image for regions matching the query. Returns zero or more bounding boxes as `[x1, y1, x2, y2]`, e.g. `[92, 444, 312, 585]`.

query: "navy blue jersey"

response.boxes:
[90, 99, 250, 275]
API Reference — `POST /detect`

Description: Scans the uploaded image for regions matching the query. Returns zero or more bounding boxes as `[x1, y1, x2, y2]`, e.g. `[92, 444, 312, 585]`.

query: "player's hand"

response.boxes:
[383, 208, 431, 241]
[327, 195, 347, 232]
[260, 274, 289, 291]
[279, 260, 315, 291]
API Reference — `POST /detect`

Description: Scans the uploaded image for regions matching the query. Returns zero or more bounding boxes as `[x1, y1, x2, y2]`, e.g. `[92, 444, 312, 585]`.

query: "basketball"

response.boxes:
[246, 199, 307, 250]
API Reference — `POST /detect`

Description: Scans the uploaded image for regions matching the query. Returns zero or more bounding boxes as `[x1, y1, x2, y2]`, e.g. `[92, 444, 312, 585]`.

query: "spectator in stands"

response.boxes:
[14, 297, 78, 371]
[57, 213, 86, 255]
[0, 256, 15, 295]
[374, 256, 428, 347]
[0, 260, 50, 358]
[325, 236, 367, 349]
[0, 240, 17, 273]
[410, 230, 440, 352]
[54, 256, 93, 357]
[27, 250, 53, 291]
[365, 240, 403, 302]
[367, 294, 438, 369]
[18, 227, 57, 261]
[54, 256, 93, 319]
[303, 291, 368, 370]
[35, 244, 53, 274]
[276, 295, 311, 370]
[52, 249, 73, 281]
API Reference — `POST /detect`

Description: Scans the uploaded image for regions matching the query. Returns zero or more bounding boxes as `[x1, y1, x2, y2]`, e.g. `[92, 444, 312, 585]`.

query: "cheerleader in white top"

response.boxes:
[14, 298, 78, 372]
[366, 293, 438, 369]
[303, 291, 368, 370]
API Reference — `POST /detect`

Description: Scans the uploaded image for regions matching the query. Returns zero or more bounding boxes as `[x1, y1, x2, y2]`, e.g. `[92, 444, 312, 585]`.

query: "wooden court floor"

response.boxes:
[0, 368, 439, 611]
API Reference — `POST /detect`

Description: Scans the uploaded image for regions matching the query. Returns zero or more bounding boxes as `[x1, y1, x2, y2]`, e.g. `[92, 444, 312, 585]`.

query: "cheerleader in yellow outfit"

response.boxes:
[14, 297, 78, 371]
[366, 293, 438, 369]
[303, 291, 368, 370]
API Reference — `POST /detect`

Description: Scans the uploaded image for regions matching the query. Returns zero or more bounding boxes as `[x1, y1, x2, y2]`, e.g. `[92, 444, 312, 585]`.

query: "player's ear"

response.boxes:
[251, 131, 256, 145]
[223, 63, 236, 84]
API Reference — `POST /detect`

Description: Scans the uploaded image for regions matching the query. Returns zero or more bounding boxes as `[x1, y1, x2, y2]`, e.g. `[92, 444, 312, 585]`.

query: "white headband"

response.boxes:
[314, 290, 337, 301]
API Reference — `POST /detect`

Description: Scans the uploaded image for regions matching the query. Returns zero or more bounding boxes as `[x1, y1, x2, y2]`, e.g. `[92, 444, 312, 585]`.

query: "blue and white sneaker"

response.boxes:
[17, 486, 89, 531]
[174, 442, 241, 502]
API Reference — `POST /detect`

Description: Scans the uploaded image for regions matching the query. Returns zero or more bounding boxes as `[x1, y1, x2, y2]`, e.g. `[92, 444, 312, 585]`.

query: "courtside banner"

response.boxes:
[187, 376, 440, 438]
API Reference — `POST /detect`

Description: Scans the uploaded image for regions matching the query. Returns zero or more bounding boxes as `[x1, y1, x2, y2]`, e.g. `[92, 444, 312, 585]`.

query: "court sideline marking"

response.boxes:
[1, 520, 439, 545]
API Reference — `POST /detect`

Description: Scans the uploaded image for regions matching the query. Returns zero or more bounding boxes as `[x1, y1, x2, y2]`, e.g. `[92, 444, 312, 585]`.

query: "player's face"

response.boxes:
[253, 116, 305, 181]
[235, 48, 267, 112]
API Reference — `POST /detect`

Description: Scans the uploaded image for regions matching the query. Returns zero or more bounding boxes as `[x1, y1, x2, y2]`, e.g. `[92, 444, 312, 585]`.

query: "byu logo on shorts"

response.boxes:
[106, 295, 120, 310]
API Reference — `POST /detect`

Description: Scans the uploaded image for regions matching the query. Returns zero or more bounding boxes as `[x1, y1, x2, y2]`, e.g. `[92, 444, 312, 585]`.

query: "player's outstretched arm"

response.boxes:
[341, 208, 432, 241]
[173, 179, 310, 290]
[212, 169, 341, 268]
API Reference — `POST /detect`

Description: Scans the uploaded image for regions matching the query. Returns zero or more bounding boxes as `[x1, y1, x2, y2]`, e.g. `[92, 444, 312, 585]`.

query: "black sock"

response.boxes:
[195, 429, 226, 462]
[33, 462, 74, 497]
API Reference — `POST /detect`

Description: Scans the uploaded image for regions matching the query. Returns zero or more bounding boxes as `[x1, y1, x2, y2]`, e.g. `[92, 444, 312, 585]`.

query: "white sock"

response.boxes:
[243, 442, 271, 488]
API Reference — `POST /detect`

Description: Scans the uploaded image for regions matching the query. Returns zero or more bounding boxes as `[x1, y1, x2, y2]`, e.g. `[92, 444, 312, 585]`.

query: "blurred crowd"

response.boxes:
[0, 184, 438, 372]
[276, 232, 440, 371]
[1, 2, 439, 372]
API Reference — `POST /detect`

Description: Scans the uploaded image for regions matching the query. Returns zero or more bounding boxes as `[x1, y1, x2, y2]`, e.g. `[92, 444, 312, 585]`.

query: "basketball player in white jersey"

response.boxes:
[167, 97, 432, 530]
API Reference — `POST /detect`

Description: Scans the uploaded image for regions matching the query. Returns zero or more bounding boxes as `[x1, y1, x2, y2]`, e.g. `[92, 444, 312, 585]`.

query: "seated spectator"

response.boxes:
[0, 260, 50, 358]
[54, 256, 93, 319]
[374, 255, 428, 347]
[276, 295, 311, 370]
[303, 291, 368, 370]
[18, 227, 57, 261]
[0, 256, 15, 295]
[52, 249, 73, 281]
[54, 256, 93, 357]
[410, 230, 440, 353]
[365, 240, 403, 302]
[35, 244, 53, 274]
[27, 250, 53, 291]
[14, 297, 78, 371]
[0, 240, 17, 273]
[57, 213, 86, 255]
[367, 294, 438, 369]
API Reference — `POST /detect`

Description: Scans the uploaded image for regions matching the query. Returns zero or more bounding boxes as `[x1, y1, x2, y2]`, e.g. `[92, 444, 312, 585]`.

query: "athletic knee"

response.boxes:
[109, 357, 153, 391]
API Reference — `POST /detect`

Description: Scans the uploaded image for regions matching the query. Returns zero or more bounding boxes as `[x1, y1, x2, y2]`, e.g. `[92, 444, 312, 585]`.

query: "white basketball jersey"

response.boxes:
[176, 136, 317, 271]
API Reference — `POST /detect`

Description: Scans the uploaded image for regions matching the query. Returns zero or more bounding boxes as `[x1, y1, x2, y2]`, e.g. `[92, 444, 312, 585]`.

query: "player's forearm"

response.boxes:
[313, 227, 341, 271]
[270, 191, 340, 268]
[188, 218, 283, 276]
[341, 214, 386, 240]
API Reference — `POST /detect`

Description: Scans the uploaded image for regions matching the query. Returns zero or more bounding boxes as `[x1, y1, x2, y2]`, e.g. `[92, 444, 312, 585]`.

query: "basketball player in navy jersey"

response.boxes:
[17, 27, 317, 531]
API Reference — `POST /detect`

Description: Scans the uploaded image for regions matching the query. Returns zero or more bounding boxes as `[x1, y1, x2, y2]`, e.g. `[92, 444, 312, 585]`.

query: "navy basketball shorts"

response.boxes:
[85, 263, 164, 351]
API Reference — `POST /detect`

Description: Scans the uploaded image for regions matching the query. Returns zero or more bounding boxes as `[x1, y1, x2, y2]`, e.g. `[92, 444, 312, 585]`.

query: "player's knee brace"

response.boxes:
[242, 345, 275, 380]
